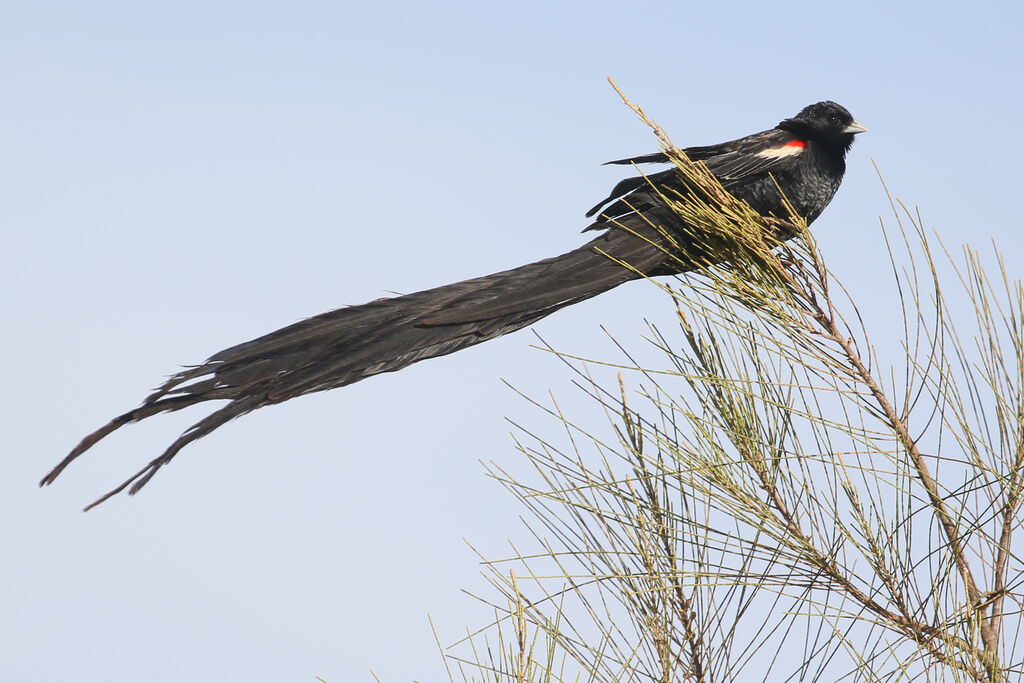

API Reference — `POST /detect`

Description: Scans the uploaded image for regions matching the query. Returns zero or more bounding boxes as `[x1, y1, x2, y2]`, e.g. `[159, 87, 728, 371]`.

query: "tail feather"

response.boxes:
[40, 393, 228, 488]
[79, 396, 266, 511]
[42, 225, 671, 506]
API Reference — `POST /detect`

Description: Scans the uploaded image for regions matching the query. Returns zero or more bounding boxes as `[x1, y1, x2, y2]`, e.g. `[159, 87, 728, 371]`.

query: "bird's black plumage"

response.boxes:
[43, 101, 865, 509]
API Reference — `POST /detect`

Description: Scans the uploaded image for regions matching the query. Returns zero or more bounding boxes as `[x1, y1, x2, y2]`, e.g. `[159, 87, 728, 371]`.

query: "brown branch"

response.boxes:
[677, 299, 982, 676]
[781, 240, 1003, 681]
[991, 420, 1024, 641]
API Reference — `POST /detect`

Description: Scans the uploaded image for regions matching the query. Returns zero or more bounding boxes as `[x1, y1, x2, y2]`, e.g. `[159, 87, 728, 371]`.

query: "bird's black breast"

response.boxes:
[720, 142, 845, 225]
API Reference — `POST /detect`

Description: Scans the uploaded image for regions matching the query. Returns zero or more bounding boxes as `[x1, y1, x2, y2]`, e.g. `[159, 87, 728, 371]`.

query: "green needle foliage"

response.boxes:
[440, 93, 1024, 682]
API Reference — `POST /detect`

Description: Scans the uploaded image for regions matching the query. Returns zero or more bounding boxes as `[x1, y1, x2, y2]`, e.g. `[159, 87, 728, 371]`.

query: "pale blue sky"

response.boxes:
[4, 2, 1022, 681]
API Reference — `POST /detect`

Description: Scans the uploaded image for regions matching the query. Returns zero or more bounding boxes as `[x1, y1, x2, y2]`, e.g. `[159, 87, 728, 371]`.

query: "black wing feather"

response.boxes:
[585, 129, 795, 229]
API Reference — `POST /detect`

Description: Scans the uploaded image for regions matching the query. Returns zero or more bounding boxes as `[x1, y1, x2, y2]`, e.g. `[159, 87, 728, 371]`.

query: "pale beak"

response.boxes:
[844, 120, 868, 134]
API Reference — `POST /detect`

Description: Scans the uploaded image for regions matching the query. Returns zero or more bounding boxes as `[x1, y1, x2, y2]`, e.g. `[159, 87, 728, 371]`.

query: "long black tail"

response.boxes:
[41, 225, 671, 508]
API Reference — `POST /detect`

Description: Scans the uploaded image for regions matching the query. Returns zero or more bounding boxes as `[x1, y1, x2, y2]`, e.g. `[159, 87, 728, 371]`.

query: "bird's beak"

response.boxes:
[844, 120, 868, 134]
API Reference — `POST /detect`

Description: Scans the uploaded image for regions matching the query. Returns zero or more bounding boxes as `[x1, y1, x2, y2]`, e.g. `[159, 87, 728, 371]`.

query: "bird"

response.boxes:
[42, 101, 865, 509]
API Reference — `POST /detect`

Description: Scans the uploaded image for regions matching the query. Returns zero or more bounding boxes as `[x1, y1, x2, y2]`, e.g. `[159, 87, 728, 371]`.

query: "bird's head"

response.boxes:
[781, 101, 867, 153]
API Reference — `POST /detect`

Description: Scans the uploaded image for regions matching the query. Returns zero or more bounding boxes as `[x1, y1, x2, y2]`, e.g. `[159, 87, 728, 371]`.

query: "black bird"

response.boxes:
[43, 101, 865, 508]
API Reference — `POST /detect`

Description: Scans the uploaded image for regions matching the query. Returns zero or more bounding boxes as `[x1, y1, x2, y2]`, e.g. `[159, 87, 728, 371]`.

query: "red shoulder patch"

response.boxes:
[785, 139, 806, 148]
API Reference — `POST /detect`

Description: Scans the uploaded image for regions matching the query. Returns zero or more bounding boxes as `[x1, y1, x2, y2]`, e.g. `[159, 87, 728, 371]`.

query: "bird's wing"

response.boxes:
[601, 151, 671, 166]
[585, 130, 799, 228]
[584, 169, 674, 220]
[698, 139, 805, 181]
